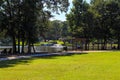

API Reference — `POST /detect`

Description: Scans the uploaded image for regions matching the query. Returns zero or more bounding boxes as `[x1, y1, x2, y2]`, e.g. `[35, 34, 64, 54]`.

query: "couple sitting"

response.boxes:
[1, 48, 12, 54]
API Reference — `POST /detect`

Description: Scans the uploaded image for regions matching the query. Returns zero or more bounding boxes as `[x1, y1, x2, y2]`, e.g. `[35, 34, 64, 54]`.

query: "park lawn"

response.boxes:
[0, 51, 120, 80]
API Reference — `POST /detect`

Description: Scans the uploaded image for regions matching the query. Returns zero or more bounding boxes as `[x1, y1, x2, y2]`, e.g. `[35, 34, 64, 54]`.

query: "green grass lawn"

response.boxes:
[0, 51, 120, 80]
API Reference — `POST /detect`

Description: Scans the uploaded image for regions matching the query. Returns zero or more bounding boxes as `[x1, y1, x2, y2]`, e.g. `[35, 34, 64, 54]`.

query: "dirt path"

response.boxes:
[0, 50, 113, 61]
[67, 50, 111, 53]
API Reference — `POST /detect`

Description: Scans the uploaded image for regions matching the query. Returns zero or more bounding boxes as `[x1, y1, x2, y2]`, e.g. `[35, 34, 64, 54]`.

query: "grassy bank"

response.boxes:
[0, 51, 120, 80]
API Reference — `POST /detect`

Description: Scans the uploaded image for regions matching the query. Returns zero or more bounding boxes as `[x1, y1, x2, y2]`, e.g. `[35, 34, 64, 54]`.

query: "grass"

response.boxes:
[34, 40, 64, 46]
[0, 51, 120, 80]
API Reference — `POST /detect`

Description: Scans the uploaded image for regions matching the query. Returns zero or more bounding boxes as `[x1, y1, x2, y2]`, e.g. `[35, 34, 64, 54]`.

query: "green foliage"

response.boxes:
[56, 40, 64, 45]
[66, 0, 120, 50]
[66, 0, 92, 38]
[34, 40, 64, 46]
[16, 41, 26, 46]
[90, 0, 120, 49]
[46, 20, 69, 40]
[0, 0, 69, 53]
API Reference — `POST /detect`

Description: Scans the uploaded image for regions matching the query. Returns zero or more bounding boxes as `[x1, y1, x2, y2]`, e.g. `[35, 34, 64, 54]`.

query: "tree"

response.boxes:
[61, 21, 69, 38]
[66, 0, 92, 50]
[90, 0, 109, 49]
[0, 0, 69, 53]
[90, 0, 120, 50]
[47, 20, 69, 40]
[105, 1, 120, 49]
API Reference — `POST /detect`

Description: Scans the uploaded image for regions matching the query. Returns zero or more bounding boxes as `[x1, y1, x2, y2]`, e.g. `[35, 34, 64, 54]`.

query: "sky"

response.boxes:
[50, 0, 90, 21]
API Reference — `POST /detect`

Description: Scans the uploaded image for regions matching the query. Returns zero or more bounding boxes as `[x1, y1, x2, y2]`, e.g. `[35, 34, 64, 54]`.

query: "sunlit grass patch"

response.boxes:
[0, 51, 120, 80]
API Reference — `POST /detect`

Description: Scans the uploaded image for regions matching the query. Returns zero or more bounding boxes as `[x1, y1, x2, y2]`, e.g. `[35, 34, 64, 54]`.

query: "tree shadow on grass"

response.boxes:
[0, 52, 88, 68]
[36, 52, 88, 59]
[0, 58, 34, 68]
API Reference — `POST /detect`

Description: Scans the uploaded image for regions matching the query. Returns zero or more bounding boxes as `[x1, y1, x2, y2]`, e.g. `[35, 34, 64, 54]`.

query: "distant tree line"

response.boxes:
[66, 0, 120, 50]
[45, 20, 69, 40]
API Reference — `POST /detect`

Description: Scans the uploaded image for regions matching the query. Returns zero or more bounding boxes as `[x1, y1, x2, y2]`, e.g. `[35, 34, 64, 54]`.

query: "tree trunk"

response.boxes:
[28, 41, 31, 53]
[12, 35, 16, 54]
[97, 43, 100, 50]
[21, 38, 25, 53]
[28, 33, 31, 53]
[41, 34, 46, 42]
[87, 38, 90, 50]
[111, 43, 113, 50]
[18, 31, 20, 54]
[72, 38, 74, 50]
[103, 38, 107, 50]
[92, 43, 95, 50]
[88, 42, 90, 50]
[85, 39, 87, 50]
[97, 39, 100, 50]
[21, 33, 25, 53]
[117, 37, 120, 50]
[32, 43, 36, 53]
[101, 39, 103, 50]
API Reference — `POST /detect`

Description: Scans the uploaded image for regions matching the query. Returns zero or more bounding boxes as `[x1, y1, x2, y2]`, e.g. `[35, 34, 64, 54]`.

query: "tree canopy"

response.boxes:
[66, 0, 120, 50]
[0, 0, 69, 53]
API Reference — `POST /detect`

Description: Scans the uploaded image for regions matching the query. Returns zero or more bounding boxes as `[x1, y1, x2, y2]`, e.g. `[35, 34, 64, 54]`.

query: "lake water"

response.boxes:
[0, 46, 64, 53]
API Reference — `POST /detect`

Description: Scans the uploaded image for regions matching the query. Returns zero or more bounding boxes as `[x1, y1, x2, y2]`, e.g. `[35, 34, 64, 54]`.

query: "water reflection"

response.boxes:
[35, 44, 64, 52]
[0, 45, 64, 53]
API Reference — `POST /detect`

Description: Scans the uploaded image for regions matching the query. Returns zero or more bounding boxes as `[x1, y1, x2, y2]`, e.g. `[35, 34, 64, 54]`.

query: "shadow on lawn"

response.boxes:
[0, 58, 34, 68]
[39, 52, 88, 59]
[0, 52, 88, 68]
